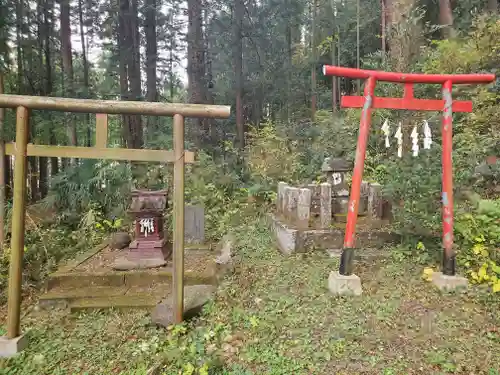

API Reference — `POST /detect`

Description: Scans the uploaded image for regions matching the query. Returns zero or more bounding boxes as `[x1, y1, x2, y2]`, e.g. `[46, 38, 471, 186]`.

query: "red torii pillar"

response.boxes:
[322, 66, 496, 278]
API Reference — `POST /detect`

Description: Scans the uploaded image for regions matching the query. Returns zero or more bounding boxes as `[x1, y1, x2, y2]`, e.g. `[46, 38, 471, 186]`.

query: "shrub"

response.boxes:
[455, 198, 500, 292]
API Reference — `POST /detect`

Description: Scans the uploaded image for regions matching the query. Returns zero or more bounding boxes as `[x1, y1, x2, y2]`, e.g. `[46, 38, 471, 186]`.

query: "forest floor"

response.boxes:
[1, 219, 500, 375]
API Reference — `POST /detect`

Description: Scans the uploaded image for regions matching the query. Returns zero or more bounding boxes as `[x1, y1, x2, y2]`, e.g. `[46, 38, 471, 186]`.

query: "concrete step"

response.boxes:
[47, 269, 216, 290]
[39, 284, 171, 311]
[69, 294, 167, 312]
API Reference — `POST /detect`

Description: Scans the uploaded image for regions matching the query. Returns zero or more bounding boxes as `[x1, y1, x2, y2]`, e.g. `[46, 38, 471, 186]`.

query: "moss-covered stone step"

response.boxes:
[68, 294, 167, 312]
[46, 269, 217, 290]
[39, 284, 172, 311]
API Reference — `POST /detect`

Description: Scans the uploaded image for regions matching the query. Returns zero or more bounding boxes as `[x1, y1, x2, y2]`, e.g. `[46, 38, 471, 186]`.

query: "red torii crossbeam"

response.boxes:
[322, 65, 496, 278]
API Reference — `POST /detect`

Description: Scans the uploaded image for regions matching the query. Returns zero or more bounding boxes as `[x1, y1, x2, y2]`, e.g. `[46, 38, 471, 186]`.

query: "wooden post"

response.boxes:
[95, 113, 108, 148]
[172, 113, 185, 324]
[6, 106, 29, 339]
[297, 188, 312, 229]
[320, 182, 332, 229]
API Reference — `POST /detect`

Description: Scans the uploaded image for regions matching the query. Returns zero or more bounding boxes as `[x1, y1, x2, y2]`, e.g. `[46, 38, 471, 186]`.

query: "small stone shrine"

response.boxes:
[113, 189, 170, 270]
[271, 157, 395, 255]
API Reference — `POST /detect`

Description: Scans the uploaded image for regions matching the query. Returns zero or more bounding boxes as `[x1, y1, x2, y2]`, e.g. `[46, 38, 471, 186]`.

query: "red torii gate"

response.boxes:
[322, 66, 496, 279]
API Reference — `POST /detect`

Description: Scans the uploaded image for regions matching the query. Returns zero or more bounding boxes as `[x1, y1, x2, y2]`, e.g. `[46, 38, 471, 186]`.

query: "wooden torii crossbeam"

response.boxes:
[322, 65, 496, 278]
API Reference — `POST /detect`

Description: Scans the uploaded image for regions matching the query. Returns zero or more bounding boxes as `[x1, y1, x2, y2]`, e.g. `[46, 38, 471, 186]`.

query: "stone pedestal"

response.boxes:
[0, 335, 27, 358]
[113, 189, 170, 270]
[328, 271, 363, 296]
[431, 272, 468, 292]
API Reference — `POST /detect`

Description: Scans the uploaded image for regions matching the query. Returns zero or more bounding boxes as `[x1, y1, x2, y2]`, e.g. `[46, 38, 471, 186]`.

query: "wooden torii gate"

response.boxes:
[0, 94, 230, 355]
[322, 65, 495, 283]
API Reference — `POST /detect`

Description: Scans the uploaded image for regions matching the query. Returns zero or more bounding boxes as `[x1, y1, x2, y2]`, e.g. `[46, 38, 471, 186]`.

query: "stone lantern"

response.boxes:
[113, 189, 170, 270]
[321, 157, 352, 219]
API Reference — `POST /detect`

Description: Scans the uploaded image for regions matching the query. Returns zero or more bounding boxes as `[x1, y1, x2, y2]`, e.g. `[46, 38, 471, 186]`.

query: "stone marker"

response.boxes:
[277, 182, 288, 214]
[185, 205, 205, 244]
[285, 187, 299, 224]
[328, 271, 363, 296]
[358, 181, 370, 214]
[308, 184, 321, 215]
[110, 232, 131, 250]
[296, 188, 312, 229]
[320, 183, 332, 229]
[215, 234, 234, 266]
[215, 234, 235, 280]
[431, 272, 468, 292]
[368, 183, 383, 220]
[151, 285, 216, 328]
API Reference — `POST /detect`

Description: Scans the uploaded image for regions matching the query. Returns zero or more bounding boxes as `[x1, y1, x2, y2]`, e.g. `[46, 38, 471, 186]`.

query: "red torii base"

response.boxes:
[322, 65, 496, 278]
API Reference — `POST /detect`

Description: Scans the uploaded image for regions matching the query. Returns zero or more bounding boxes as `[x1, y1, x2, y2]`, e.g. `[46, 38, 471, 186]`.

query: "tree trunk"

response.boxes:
[145, 0, 158, 138]
[438, 0, 455, 39]
[487, 0, 498, 12]
[310, 0, 317, 121]
[43, 0, 58, 180]
[168, 9, 176, 101]
[60, 0, 77, 150]
[127, 0, 143, 149]
[330, 0, 337, 112]
[16, 0, 24, 95]
[381, 0, 386, 59]
[233, 0, 244, 148]
[78, 0, 91, 147]
[118, 0, 130, 148]
[285, 0, 292, 123]
[187, 0, 206, 149]
[203, 2, 216, 148]
[356, 0, 360, 94]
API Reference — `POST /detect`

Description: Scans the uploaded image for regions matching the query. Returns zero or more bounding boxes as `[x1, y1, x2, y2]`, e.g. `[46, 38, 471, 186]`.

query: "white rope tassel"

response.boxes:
[411, 124, 419, 157]
[381, 119, 391, 148]
[423, 120, 432, 149]
[394, 122, 403, 158]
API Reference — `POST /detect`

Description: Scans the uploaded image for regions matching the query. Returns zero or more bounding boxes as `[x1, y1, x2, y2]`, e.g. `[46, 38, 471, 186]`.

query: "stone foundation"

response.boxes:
[271, 179, 397, 254]
[270, 214, 397, 255]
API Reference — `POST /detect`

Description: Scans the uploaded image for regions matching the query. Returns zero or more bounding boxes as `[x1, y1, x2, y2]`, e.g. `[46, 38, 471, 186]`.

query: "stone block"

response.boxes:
[328, 271, 363, 296]
[0, 335, 28, 358]
[286, 187, 299, 223]
[296, 188, 312, 229]
[358, 181, 370, 214]
[271, 214, 299, 255]
[368, 183, 383, 220]
[320, 183, 332, 229]
[277, 182, 288, 214]
[431, 272, 468, 292]
[185, 205, 205, 244]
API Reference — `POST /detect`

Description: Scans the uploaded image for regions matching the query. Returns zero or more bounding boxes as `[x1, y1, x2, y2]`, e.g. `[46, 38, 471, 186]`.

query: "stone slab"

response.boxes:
[69, 295, 162, 312]
[328, 271, 363, 296]
[431, 272, 468, 292]
[270, 214, 397, 255]
[112, 257, 167, 270]
[270, 214, 299, 255]
[0, 335, 28, 358]
[185, 205, 205, 244]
